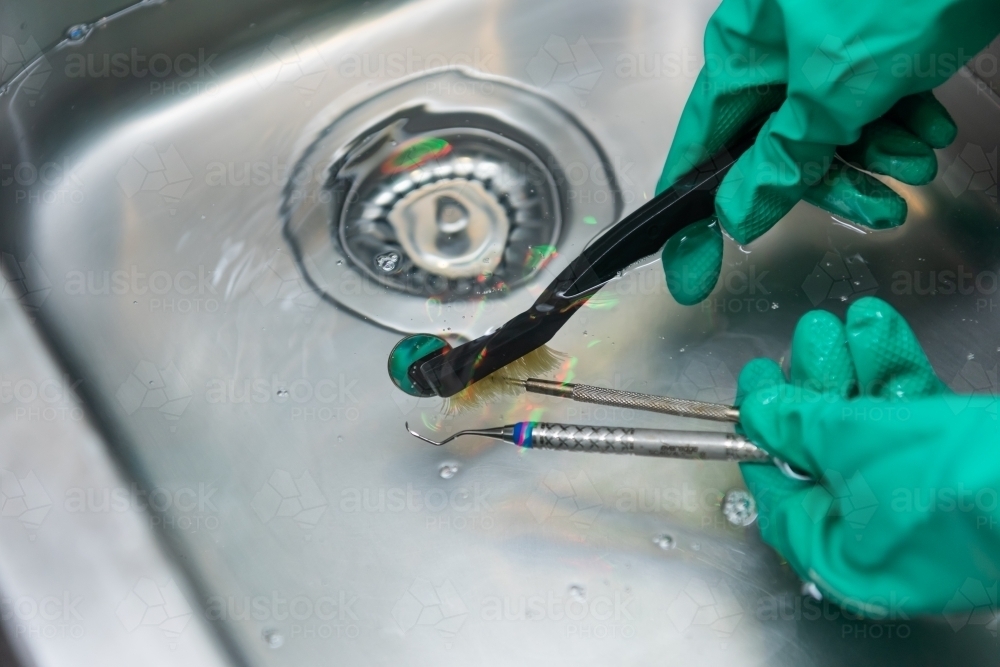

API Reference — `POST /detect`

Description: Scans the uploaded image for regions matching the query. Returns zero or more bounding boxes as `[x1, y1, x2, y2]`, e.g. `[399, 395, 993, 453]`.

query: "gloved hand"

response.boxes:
[658, 0, 1000, 305]
[737, 297, 1000, 616]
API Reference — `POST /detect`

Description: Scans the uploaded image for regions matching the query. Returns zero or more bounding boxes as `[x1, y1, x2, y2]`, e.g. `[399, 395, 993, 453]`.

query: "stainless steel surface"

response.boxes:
[281, 67, 615, 333]
[969, 36, 1000, 97]
[528, 423, 766, 461]
[1, 0, 999, 665]
[524, 378, 741, 421]
[0, 293, 231, 667]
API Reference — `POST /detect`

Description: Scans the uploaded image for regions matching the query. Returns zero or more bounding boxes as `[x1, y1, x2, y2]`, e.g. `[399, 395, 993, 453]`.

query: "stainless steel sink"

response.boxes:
[2, 0, 999, 665]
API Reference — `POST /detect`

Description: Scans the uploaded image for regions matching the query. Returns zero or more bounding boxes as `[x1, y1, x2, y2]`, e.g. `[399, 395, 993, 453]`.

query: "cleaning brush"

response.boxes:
[443, 346, 565, 413]
[386, 102, 779, 405]
[387, 332, 567, 411]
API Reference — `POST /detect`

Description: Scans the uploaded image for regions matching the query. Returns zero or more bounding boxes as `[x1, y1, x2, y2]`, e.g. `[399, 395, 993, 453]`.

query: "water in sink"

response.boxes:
[2, 0, 999, 665]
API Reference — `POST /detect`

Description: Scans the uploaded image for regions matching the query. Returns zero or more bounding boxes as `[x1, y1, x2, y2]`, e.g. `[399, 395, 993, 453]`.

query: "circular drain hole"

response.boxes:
[282, 68, 620, 337]
[332, 119, 561, 299]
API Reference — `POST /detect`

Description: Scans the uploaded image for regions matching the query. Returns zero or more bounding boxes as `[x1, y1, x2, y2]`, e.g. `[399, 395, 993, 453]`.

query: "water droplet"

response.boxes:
[722, 489, 758, 526]
[691, 542, 701, 551]
[770, 302, 779, 310]
[967, 353, 975, 360]
[801, 582, 823, 601]
[568, 585, 585, 600]
[66, 24, 89, 41]
[439, 463, 458, 479]
[839, 295, 848, 302]
[336, 259, 343, 266]
[653, 534, 675, 550]
[262, 629, 284, 648]
[679, 347, 686, 352]
[375, 251, 400, 273]
[276, 389, 289, 398]
[337, 435, 344, 442]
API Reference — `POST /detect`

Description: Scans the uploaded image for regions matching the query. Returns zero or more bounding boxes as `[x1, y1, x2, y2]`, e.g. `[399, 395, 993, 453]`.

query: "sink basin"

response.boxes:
[2, 0, 999, 665]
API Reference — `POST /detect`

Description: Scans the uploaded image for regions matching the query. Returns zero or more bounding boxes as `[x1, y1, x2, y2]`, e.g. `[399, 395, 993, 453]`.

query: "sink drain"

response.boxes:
[332, 117, 561, 299]
[282, 68, 620, 337]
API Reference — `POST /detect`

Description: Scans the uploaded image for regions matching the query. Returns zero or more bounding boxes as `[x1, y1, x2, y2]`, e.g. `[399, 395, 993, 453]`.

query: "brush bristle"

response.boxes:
[444, 345, 565, 413]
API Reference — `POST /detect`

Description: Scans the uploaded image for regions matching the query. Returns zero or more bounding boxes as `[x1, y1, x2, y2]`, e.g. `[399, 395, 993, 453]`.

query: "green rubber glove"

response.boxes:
[737, 297, 1000, 617]
[658, 0, 1000, 305]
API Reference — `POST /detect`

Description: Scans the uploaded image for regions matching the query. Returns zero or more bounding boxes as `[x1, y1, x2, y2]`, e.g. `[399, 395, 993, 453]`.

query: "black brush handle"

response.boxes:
[414, 113, 771, 397]
[549, 120, 763, 301]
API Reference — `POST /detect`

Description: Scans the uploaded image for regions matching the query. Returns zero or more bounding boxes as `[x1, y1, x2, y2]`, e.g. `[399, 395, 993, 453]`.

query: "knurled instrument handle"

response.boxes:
[523, 379, 740, 422]
[529, 422, 767, 461]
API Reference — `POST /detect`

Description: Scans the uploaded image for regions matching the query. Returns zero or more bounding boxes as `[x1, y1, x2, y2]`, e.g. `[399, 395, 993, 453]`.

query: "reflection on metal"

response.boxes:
[336, 117, 557, 298]
[282, 68, 618, 335]
[1, 0, 999, 665]
[388, 178, 509, 279]
[0, 296, 230, 667]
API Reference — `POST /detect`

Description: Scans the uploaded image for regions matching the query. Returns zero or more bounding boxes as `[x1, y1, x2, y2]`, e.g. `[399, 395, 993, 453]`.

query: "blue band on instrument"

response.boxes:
[513, 422, 534, 448]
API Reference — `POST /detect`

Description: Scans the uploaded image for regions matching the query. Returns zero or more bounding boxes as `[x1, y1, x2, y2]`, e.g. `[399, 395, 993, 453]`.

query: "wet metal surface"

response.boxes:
[1, 0, 1000, 664]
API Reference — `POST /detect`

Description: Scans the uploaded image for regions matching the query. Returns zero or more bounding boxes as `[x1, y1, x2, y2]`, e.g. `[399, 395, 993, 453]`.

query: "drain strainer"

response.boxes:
[282, 68, 620, 337]
[332, 120, 561, 299]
